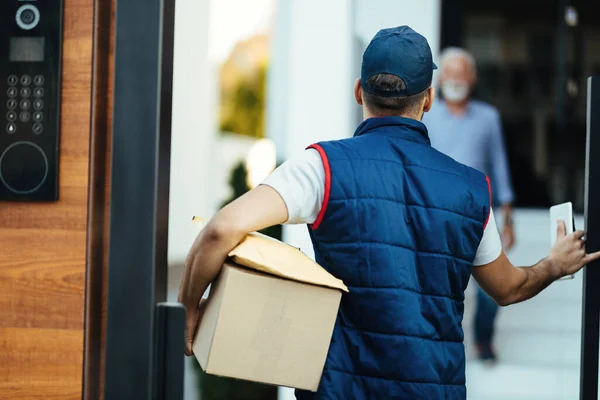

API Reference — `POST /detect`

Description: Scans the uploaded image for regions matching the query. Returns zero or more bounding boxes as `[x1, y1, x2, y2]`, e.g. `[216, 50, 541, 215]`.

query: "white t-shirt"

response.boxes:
[262, 149, 502, 266]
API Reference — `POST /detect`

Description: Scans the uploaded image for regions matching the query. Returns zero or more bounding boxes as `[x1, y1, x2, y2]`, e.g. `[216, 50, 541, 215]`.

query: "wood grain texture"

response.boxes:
[0, 0, 94, 398]
[83, 0, 114, 399]
[0, 327, 83, 400]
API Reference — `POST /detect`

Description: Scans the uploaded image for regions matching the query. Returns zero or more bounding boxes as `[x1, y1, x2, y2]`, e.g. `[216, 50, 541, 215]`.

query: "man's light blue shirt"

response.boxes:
[423, 99, 515, 205]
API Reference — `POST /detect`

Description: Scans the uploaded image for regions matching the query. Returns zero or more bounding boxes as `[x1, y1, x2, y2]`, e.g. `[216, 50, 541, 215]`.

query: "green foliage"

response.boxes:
[221, 160, 282, 240]
[220, 64, 267, 139]
[222, 162, 251, 206]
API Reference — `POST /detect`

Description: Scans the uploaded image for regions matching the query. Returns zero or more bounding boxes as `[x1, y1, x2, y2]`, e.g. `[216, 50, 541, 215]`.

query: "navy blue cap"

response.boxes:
[361, 26, 437, 97]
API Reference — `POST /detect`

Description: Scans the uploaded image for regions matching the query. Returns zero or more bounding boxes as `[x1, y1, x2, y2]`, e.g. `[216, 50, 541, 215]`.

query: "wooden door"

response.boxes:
[0, 0, 113, 398]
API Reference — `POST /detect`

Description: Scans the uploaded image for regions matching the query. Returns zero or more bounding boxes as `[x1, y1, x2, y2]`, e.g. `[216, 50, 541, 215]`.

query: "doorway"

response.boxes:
[441, 1, 600, 399]
[455, 0, 600, 214]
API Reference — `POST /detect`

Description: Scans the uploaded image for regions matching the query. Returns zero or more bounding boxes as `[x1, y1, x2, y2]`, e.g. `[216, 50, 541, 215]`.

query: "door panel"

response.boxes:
[0, 0, 94, 398]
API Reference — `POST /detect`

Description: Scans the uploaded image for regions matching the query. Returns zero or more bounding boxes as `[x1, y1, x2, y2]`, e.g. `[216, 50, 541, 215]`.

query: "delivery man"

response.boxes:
[179, 26, 599, 400]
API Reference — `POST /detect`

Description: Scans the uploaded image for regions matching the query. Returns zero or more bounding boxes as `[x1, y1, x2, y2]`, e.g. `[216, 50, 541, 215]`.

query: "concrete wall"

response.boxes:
[353, 0, 441, 59]
[267, 0, 354, 265]
[168, 0, 218, 265]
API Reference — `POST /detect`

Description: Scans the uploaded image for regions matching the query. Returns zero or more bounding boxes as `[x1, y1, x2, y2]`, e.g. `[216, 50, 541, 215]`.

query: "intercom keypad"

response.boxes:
[5, 73, 44, 135]
[0, 1, 62, 201]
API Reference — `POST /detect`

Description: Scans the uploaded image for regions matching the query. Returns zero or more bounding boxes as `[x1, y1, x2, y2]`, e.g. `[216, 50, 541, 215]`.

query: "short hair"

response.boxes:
[439, 47, 477, 76]
[361, 74, 429, 117]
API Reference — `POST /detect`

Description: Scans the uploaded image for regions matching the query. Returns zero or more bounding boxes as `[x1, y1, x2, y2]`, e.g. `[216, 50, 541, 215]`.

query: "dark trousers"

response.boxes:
[474, 285, 499, 345]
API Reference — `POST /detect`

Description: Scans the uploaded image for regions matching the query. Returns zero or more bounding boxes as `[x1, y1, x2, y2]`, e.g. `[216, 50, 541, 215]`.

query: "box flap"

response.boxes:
[192, 217, 348, 292]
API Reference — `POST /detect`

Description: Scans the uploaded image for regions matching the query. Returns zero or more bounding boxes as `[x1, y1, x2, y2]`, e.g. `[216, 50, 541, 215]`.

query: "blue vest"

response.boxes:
[296, 117, 491, 400]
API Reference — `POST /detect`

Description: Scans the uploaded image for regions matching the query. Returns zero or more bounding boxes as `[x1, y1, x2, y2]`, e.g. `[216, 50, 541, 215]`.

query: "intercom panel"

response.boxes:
[0, 0, 63, 201]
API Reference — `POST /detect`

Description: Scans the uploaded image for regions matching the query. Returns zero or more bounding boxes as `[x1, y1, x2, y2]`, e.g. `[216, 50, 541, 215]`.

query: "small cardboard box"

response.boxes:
[192, 230, 348, 391]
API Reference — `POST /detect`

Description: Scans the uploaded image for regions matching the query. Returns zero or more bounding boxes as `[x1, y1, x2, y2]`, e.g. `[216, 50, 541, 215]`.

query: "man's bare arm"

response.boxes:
[472, 253, 559, 306]
[178, 184, 288, 354]
[473, 221, 600, 306]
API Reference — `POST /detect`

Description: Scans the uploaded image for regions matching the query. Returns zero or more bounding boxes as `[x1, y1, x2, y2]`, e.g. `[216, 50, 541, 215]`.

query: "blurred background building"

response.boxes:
[166, 0, 600, 398]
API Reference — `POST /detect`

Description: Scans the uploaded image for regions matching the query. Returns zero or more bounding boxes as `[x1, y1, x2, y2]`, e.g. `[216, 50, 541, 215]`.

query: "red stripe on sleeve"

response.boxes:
[484, 175, 492, 229]
[306, 144, 331, 230]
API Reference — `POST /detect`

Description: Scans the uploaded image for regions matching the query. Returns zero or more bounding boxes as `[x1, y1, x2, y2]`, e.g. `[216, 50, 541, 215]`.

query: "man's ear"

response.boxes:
[423, 86, 435, 112]
[354, 78, 363, 105]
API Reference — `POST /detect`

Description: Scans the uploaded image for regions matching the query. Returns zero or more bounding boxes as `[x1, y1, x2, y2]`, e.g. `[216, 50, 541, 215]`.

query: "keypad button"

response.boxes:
[20, 99, 31, 110]
[21, 87, 31, 98]
[6, 123, 17, 134]
[6, 111, 17, 122]
[20, 111, 30, 122]
[33, 99, 44, 110]
[33, 111, 43, 122]
[21, 75, 32, 86]
[7, 99, 17, 110]
[33, 87, 44, 98]
[7, 75, 18, 86]
[33, 75, 44, 86]
[7, 87, 18, 98]
[32, 123, 43, 135]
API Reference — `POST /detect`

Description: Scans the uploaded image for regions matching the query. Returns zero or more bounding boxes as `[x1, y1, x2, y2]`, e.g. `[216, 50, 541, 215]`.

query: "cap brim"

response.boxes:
[432, 62, 438, 70]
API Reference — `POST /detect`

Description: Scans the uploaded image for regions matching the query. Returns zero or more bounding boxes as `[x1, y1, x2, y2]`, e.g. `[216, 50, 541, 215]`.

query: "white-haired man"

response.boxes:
[423, 47, 515, 363]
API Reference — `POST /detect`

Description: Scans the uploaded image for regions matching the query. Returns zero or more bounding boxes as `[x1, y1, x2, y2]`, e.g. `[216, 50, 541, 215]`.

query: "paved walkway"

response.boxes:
[464, 209, 585, 400]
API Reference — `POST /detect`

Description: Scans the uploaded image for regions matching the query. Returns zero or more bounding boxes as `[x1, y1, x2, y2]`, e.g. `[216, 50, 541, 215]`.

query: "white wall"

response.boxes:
[267, 0, 354, 264]
[353, 0, 441, 60]
[168, 0, 217, 265]
[265, 0, 291, 160]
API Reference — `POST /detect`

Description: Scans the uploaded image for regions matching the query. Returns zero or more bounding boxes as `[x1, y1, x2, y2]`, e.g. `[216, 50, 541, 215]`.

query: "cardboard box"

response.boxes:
[192, 230, 348, 391]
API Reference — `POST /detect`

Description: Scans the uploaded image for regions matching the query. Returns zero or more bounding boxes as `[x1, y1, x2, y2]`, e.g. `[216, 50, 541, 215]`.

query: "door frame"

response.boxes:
[85, 0, 177, 398]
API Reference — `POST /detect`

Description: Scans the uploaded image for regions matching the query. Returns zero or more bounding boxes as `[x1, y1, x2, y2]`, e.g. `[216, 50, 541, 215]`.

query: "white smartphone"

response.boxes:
[549, 202, 575, 280]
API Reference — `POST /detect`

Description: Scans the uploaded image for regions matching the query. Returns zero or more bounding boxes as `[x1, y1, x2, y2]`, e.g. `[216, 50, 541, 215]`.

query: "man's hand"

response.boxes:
[473, 220, 600, 307]
[184, 299, 206, 356]
[548, 220, 600, 277]
[178, 185, 289, 356]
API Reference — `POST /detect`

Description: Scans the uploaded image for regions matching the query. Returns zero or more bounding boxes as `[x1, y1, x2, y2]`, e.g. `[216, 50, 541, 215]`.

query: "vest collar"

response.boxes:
[353, 116, 431, 146]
